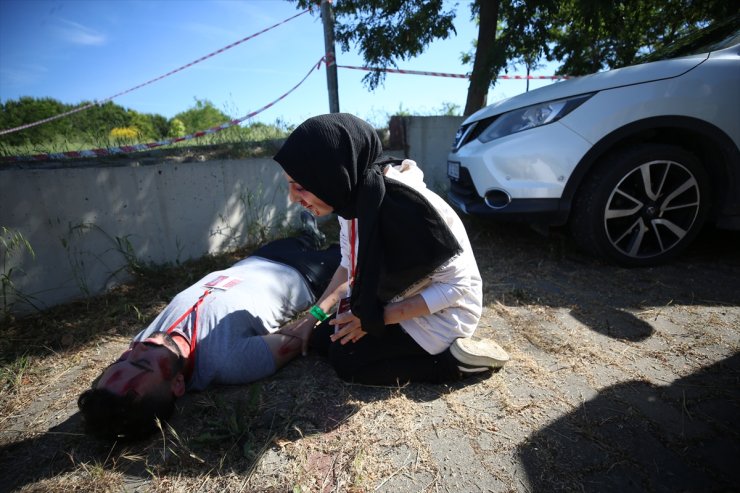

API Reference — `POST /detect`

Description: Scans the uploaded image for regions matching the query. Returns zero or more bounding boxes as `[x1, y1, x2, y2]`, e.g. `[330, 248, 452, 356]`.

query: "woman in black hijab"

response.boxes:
[274, 113, 508, 384]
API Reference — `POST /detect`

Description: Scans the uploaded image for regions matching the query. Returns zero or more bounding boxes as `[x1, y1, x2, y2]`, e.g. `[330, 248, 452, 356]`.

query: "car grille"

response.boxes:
[451, 116, 498, 152]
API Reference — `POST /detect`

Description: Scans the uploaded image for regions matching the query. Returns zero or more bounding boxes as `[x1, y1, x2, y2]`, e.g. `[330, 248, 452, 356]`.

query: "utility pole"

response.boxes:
[321, 0, 340, 113]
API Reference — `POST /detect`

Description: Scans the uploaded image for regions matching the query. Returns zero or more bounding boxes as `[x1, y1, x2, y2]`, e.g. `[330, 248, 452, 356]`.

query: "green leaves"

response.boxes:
[549, 0, 737, 75]
[172, 98, 230, 134]
[0, 97, 169, 147]
[292, 0, 735, 116]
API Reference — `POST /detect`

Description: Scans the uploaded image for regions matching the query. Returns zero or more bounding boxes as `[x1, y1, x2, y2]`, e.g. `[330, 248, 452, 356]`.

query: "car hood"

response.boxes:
[465, 53, 709, 123]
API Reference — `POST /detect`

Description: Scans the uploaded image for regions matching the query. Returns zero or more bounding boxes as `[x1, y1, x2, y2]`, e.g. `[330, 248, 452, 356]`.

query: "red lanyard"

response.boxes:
[164, 289, 211, 379]
[349, 219, 357, 286]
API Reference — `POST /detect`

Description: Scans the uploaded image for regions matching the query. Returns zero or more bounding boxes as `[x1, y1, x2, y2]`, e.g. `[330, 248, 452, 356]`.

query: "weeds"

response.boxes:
[1, 226, 38, 319]
[59, 222, 95, 298]
[243, 188, 288, 247]
[155, 419, 205, 466]
[0, 353, 30, 394]
[57, 221, 173, 305]
[190, 386, 262, 456]
[112, 233, 143, 275]
[211, 188, 291, 248]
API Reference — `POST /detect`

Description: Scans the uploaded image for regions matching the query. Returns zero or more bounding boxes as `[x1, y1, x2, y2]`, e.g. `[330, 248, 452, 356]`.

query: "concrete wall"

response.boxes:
[0, 116, 462, 315]
[1, 158, 293, 315]
[398, 115, 464, 192]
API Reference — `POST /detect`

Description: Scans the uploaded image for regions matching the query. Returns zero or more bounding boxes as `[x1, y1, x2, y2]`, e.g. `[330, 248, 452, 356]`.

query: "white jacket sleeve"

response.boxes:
[417, 255, 471, 313]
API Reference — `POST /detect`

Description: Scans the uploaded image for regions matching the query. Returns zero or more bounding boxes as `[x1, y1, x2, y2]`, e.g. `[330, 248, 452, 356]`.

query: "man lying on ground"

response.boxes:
[78, 214, 338, 441]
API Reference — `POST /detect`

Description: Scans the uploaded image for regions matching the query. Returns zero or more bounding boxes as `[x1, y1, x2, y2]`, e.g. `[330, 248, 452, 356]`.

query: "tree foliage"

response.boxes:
[0, 97, 234, 149]
[168, 118, 186, 138]
[295, 0, 735, 116]
[549, 0, 738, 75]
[0, 96, 292, 155]
[0, 97, 74, 146]
[0, 98, 168, 146]
[173, 99, 231, 134]
[335, 0, 457, 90]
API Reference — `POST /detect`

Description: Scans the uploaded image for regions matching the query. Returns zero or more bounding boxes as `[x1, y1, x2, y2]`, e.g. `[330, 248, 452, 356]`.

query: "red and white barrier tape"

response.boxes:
[0, 8, 311, 137]
[3, 57, 325, 162]
[2, 51, 572, 161]
[337, 64, 570, 80]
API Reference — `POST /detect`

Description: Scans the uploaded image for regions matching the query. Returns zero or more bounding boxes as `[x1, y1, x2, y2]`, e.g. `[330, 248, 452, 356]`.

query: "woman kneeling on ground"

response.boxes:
[274, 113, 509, 385]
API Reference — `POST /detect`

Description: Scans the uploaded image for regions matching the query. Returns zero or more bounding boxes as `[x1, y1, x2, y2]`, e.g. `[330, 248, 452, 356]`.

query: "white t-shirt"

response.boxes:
[338, 160, 483, 354]
[133, 256, 314, 390]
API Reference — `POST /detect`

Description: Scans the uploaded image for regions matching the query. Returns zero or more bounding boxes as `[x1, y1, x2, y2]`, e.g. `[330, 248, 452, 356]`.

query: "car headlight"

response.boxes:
[478, 93, 594, 143]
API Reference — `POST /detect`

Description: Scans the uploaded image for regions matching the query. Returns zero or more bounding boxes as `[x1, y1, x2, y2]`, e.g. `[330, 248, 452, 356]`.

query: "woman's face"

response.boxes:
[285, 173, 334, 217]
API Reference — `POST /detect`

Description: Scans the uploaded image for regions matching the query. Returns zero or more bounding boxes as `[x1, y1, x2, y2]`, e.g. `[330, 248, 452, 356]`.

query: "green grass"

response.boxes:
[0, 120, 296, 161]
[0, 353, 30, 394]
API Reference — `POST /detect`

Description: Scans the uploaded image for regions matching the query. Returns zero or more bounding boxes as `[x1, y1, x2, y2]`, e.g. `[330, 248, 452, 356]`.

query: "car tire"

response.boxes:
[570, 144, 710, 267]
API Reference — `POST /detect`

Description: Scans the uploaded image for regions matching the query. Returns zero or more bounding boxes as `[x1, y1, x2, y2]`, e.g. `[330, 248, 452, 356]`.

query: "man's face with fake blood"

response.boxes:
[96, 332, 186, 399]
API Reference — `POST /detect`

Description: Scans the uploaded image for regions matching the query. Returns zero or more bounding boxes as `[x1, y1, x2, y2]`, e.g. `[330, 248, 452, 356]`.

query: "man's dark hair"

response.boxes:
[79, 333, 184, 441]
[77, 388, 176, 441]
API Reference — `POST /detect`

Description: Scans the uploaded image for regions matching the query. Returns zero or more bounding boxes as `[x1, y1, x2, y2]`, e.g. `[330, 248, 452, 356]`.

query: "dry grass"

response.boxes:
[1, 219, 739, 492]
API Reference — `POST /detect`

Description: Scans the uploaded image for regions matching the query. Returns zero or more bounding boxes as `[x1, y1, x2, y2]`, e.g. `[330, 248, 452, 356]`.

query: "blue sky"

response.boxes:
[0, 0, 560, 129]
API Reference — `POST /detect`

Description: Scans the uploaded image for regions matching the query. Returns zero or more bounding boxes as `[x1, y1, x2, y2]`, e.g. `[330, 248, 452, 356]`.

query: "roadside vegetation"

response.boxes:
[0, 97, 464, 162]
[0, 97, 296, 161]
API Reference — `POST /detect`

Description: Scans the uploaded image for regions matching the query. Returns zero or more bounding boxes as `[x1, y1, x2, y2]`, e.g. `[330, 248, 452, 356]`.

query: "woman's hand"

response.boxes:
[277, 316, 317, 356]
[329, 310, 367, 344]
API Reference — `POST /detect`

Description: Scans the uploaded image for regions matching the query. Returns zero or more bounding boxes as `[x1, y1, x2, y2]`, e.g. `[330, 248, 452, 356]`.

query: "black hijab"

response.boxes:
[274, 113, 461, 335]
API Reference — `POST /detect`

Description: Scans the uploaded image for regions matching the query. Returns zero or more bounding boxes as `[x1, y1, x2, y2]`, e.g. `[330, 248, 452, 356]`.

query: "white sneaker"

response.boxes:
[450, 337, 509, 373]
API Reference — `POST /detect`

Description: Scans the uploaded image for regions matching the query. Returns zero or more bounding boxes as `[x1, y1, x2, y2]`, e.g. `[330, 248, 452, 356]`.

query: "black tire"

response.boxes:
[570, 144, 710, 267]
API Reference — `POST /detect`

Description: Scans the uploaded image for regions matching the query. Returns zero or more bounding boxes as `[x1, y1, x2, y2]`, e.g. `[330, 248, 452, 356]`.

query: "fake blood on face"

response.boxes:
[158, 357, 172, 380]
[122, 372, 147, 394]
[105, 369, 123, 386]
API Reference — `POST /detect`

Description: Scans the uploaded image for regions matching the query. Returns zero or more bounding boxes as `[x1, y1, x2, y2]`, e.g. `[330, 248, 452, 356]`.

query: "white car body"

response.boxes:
[447, 21, 740, 264]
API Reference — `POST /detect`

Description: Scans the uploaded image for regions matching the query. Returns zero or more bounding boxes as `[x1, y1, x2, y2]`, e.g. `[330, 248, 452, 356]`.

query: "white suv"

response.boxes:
[447, 18, 740, 266]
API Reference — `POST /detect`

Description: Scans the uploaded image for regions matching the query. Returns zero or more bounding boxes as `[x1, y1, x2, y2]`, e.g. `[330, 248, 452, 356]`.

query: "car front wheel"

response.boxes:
[570, 144, 710, 266]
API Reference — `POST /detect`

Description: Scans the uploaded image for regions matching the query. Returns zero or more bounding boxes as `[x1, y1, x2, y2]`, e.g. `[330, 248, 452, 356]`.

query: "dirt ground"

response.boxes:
[0, 218, 738, 492]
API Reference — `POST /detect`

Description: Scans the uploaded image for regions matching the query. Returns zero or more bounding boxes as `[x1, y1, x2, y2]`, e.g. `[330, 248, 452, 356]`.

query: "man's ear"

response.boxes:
[171, 372, 186, 397]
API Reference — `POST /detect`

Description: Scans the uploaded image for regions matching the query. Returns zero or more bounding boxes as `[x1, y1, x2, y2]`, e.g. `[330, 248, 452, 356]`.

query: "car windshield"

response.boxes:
[639, 15, 740, 63]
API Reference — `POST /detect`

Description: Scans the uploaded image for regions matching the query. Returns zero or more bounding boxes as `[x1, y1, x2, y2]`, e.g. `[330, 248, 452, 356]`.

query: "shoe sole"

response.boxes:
[451, 337, 510, 368]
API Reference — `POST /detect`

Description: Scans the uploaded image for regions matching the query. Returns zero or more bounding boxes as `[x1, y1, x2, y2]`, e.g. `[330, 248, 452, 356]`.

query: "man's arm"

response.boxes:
[278, 265, 349, 355]
[261, 332, 304, 367]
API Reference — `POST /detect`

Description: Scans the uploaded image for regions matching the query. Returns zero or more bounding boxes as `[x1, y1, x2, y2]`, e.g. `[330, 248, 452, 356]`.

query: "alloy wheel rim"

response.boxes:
[603, 159, 701, 259]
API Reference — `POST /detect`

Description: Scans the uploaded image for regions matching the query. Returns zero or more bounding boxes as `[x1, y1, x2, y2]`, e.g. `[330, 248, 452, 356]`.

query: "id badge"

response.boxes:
[336, 296, 351, 334]
[337, 296, 351, 315]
